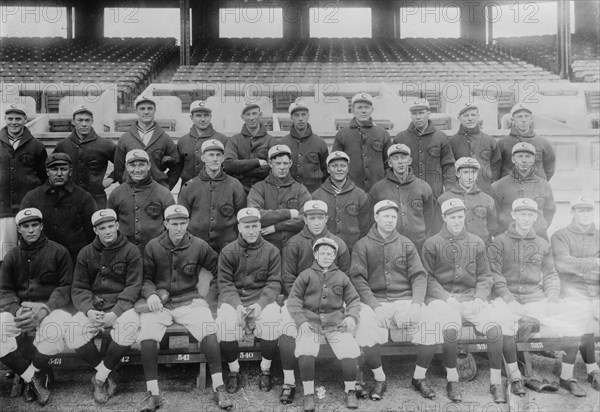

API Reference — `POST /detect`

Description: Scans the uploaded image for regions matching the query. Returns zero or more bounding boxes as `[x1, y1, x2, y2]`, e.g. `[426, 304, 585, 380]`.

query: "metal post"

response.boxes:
[557, 0, 571, 80]
[180, 0, 190, 66]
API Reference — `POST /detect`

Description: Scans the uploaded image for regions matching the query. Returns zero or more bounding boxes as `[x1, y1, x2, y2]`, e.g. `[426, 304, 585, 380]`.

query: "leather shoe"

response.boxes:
[355, 382, 368, 399]
[369, 380, 387, 400]
[560, 378, 586, 397]
[346, 390, 358, 409]
[30, 372, 50, 406]
[412, 378, 436, 399]
[22, 379, 36, 403]
[258, 371, 273, 392]
[139, 391, 162, 412]
[588, 370, 600, 391]
[510, 378, 526, 397]
[106, 372, 117, 398]
[447, 381, 462, 402]
[214, 385, 233, 410]
[226, 372, 240, 394]
[279, 384, 296, 404]
[490, 383, 506, 403]
[91, 376, 108, 404]
[303, 393, 316, 412]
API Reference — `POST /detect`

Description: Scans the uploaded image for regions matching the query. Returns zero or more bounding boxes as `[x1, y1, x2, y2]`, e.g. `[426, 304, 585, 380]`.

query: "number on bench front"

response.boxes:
[177, 354, 190, 361]
[48, 358, 61, 365]
[529, 342, 544, 349]
[239, 352, 254, 360]
[476, 344, 488, 351]
[120, 356, 130, 363]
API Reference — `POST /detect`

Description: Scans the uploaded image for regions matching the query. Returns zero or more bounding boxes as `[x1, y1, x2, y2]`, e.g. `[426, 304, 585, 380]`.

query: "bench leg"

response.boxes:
[519, 351, 534, 377]
[10, 375, 23, 398]
[196, 363, 206, 389]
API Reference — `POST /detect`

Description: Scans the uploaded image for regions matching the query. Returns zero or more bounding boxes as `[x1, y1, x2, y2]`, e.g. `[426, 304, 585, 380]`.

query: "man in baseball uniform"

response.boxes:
[20, 153, 97, 264]
[288, 237, 361, 411]
[108, 150, 175, 253]
[178, 139, 246, 253]
[350, 200, 443, 401]
[280, 99, 329, 193]
[438, 157, 497, 243]
[178, 100, 228, 186]
[449, 103, 501, 195]
[216, 207, 282, 394]
[137, 205, 232, 411]
[247, 144, 311, 251]
[332, 93, 391, 191]
[492, 142, 555, 240]
[551, 195, 600, 395]
[498, 103, 556, 181]
[113, 95, 181, 190]
[53, 105, 116, 208]
[422, 198, 519, 403]
[1, 103, 47, 262]
[312, 151, 370, 251]
[369, 144, 435, 251]
[0, 208, 73, 405]
[223, 102, 276, 192]
[70, 209, 142, 404]
[278, 200, 351, 404]
[394, 98, 456, 202]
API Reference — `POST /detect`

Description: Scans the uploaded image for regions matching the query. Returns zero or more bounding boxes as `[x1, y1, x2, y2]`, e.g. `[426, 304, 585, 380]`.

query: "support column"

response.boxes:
[74, 3, 104, 38]
[460, 2, 486, 42]
[486, 4, 494, 45]
[283, 0, 309, 39]
[192, 0, 220, 42]
[180, 0, 190, 65]
[372, 1, 400, 38]
[66, 7, 73, 39]
[574, 0, 600, 39]
[557, 0, 571, 79]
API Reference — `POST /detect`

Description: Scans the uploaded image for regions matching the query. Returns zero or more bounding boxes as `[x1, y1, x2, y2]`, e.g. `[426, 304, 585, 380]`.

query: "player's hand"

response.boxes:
[248, 303, 262, 319]
[236, 305, 247, 323]
[299, 321, 314, 336]
[289, 209, 300, 219]
[406, 303, 422, 325]
[447, 297, 462, 314]
[102, 311, 118, 328]
[472, 298, 485, 316]
[147, 294, 163, 312]
[340, 316, 356, 335]
[258, 159, 268, 167]
[374, 305, 389, 328]
[87, 309, 105, 324]
[260, 225, 275, 236]
[14, 308, 36, 332]
[507, 301, 523, 316]
[102, 177, 115, 188]
[545, 301, 560, 316]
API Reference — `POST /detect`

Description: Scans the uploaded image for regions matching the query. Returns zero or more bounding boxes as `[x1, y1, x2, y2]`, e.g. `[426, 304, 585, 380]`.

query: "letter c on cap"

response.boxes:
[24, 210, 32, 216]
[99, 210, 107, 217]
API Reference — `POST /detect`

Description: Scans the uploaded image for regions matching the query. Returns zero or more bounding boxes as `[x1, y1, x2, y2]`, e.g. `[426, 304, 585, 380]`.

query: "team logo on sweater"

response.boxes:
[87, 159, 101, 172]
[146, 204, 162, 218]
[370, 141, 384, 152]
[286, 198, 299, 209]
[305, 152, 319, 164]
[183, 264, 198, 275]
[112, 262, 126, 275]
[410, 199, 423, 211]
[256, 147, 269, 159]
[220, 204, 235, 217]
[152, 149, 164, 161]
[345, 204, 359, 216]
[255, 271, 267, 281]
[39, 272, 58, 284]
[394, 256, 407, 269]
[480, 149, 492, 161]
[19, 153, 35, 167]
[427, 146, 441, 158]
[473, 206, 488, 218]
[333, 285, 344, 296]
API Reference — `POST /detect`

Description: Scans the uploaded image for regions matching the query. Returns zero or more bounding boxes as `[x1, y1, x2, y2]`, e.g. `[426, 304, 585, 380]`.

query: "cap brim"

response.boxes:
[135, 99, 156, 107]
[459, 107, 478, 116]
[242, 104, 260, 114]
[46, 161, 71, 168]
[410, 105, 429, 111]
[443, 206, 467, 215]
[352, 99, 372, 105]
[571, 203, 594, 209]
[202, 147, 224, 153]
[327, 156, 349, 164]
[238, 216, 260, 223]
[191, 107, 212, 113]
[512, 149, 535, 156]
[16, 215, 42, 225]
[304, 209, 327, 215]
[290, 106, 309, 114]
[388, 150, 410, 157]
[513, 206, 538, 212]
[456, 164, 480, 170]
[73, 109, 93, 116]
[375, 205, 399, 214]
[269, 151, 291, 159]
[93, 216, 116, 226]
[512, 109, 532, 116]
[165, 213, 189, 220]
[126, 157, 149, 164]
[5, 109, 26, 116]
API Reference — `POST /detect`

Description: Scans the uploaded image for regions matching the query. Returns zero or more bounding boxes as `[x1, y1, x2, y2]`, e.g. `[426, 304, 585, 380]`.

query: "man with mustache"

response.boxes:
[53, 105, 116, 208]
[1, 103, 47, 263]
[21, 153, 97, 263]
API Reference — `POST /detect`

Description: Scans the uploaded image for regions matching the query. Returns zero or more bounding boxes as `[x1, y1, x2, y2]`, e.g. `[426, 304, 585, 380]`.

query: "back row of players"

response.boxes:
[0, 93, 597, 412]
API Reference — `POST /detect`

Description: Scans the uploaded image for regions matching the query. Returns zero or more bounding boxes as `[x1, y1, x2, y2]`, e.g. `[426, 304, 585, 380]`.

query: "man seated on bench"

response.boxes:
[349, 200, 443, 401]
[422, 198, 521, 403]
[288, 237, 361, 411]
[216, 207, 282, 394]
[137, 205, 232, 411]
[70, 209, 143, 404]
[551, 195, 600, 396]
[0, 208, 73, 406]
[279, 200, 352, 405]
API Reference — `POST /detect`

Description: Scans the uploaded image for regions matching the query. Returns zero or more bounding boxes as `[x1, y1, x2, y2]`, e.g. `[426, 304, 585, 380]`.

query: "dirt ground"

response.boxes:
[2, 352, 599, 412]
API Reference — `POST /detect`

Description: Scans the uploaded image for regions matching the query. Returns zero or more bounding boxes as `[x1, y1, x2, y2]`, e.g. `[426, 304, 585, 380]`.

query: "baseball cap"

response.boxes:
[303, 200, 328, 215]
[45, 153, 72, 168]
[512, 198, 538, 212]
[313, 237, 338, 252]
[570, 195, 595, 210]
[4, 103, 27, 116]
[190, 100, 212, 114]
[511, 103, 532, 116]
[201, 139, 225, 153]
[387, 144, 411, 157]
[237, 207, 261, 223]
[410, 98, 430, 112]
[455, 157, 481, 171]
[512, 142, 536, 156]
[134, 95, 156, 107]
[126, 149, 150, 164]
[441, 198, 467, 215]
[164, 205, 189, 220]
[289, 99, 309, 115]
[15, 208, 43, 226]
[374, 199, 399, 215]
[326, 151, 350, 165]
[241, 101, 261, 115]
[351, 93, 373, 106]
[268, 144, 291, 160]
[458, 103, 479, 117]
[91, 209, 117, 226]
[72, 104, 93, 117]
